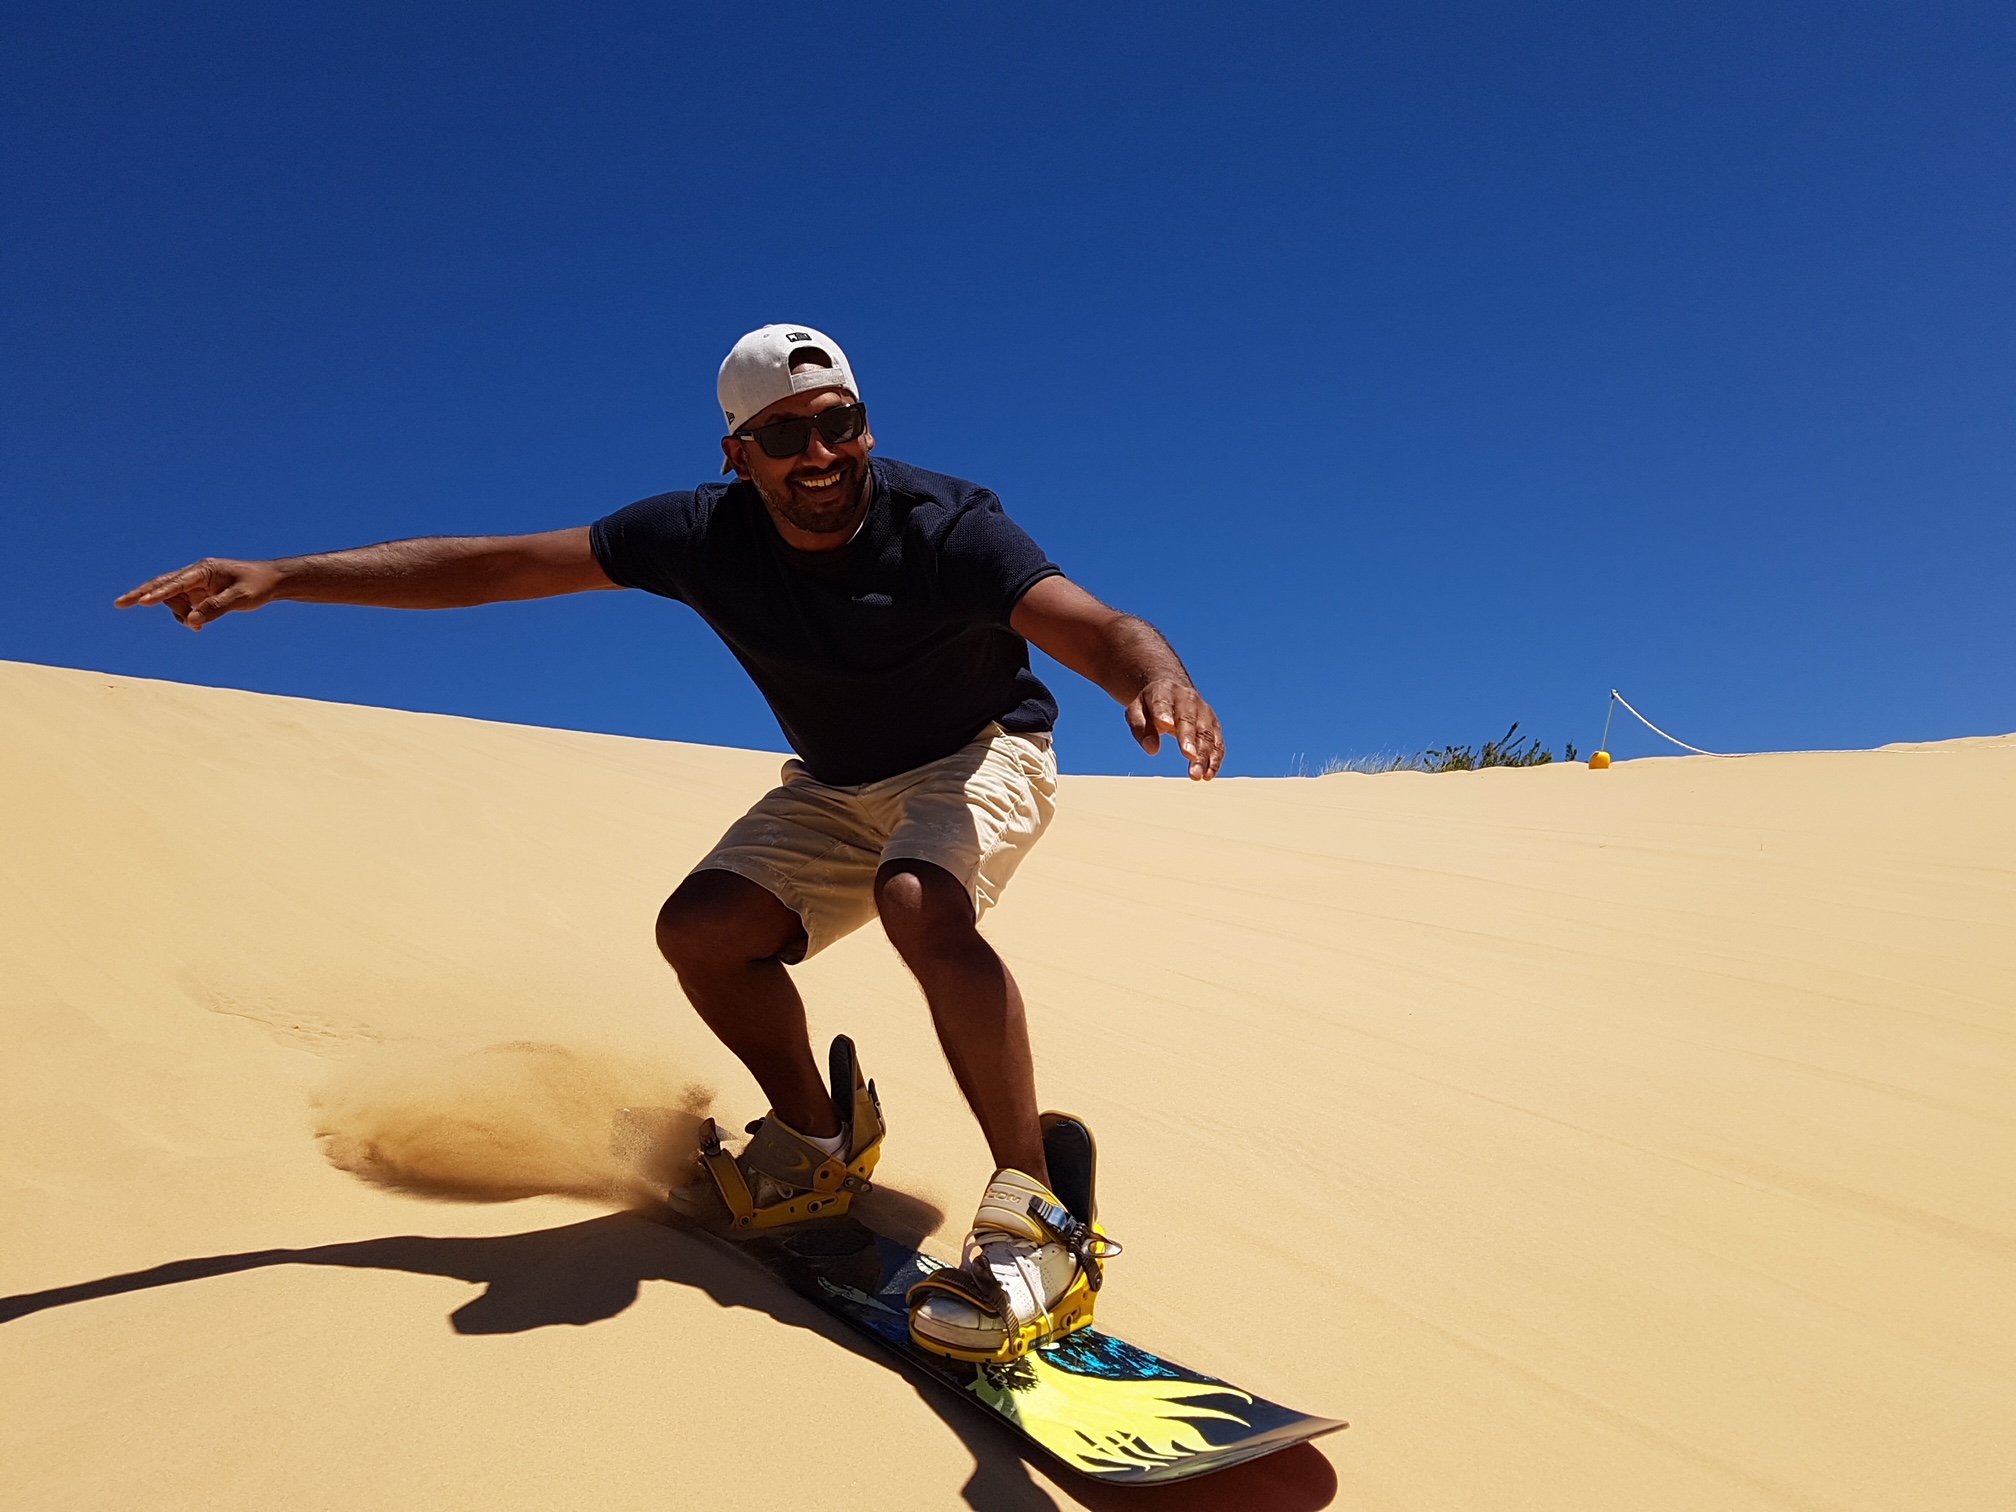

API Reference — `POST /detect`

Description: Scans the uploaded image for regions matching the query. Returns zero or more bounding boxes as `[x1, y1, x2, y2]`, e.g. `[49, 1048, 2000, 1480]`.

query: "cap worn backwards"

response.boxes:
[718, 324, 861, 433]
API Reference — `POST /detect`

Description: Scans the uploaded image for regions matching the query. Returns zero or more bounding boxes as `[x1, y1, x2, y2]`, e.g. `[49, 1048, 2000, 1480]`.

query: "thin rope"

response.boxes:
[1607, 689, 1740, 758]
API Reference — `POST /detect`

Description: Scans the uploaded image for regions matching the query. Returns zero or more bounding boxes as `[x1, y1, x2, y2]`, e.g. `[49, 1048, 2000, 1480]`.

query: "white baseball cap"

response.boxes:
[717, 323, 861, 433]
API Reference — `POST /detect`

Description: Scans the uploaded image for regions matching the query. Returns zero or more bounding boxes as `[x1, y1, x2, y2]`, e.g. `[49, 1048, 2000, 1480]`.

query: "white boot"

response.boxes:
[693, 1036, 884, 1232]
[907, 1164, 1119, 1363]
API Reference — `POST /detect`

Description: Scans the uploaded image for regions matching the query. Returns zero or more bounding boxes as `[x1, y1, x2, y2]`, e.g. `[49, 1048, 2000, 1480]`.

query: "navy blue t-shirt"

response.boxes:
[590, 457, 1062, 785]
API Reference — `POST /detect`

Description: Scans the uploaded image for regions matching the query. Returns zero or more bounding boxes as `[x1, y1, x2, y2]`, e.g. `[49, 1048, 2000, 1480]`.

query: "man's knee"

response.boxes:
[655, 869, 805, 974]
[874, 859, 979, 960]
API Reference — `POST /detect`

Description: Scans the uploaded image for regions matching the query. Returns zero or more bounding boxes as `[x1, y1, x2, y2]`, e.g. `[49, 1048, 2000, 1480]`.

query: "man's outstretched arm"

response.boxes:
[1009, 575, 1224, 781]
[115, 527, 618, 630]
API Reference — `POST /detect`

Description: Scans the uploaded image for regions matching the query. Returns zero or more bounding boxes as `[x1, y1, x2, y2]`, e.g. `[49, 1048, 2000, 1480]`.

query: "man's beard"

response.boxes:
[756, 459, 870, 536]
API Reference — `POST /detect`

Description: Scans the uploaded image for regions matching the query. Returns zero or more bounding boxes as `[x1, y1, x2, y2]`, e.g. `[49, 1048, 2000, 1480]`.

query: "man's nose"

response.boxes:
[800, 430, 841, 467]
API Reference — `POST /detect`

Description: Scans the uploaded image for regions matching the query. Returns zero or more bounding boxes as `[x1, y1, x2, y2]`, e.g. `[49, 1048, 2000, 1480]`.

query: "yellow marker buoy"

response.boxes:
[1590, 695, 1619, 771]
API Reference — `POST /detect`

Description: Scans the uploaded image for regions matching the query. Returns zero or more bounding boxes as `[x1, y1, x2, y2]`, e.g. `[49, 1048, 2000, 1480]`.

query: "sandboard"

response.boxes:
[667, 1211, 1346, 1486]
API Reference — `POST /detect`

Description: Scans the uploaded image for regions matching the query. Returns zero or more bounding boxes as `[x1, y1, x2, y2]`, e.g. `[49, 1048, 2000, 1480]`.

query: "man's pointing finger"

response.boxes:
[117, 565, 207, 608]
[115, 572, 179, 608]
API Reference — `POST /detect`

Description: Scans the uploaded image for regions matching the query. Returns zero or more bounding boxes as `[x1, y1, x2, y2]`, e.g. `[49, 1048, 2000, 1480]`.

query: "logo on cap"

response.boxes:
[785, 331, 812, 341]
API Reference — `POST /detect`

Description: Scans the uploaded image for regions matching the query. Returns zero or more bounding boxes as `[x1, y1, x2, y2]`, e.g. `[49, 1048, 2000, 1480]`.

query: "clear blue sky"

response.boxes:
[6, 3, 2011, 775]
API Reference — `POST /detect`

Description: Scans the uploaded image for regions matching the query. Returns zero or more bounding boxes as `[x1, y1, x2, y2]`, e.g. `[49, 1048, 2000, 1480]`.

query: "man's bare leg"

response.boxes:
[874, 859, 1049, 1186]
[654, 869, 841, 1139]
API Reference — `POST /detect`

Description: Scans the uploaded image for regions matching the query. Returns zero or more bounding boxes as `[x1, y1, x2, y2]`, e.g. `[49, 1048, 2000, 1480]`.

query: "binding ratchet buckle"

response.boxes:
[1025, 1195, 1123, 1292]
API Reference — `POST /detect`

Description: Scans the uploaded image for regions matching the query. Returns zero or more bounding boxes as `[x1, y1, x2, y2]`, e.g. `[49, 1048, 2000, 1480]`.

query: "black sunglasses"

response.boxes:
[733, 402, 868, 459]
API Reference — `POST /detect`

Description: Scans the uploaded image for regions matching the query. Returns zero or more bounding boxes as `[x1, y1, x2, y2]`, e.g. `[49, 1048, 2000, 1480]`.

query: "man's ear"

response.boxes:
[721, 435, 752, 479]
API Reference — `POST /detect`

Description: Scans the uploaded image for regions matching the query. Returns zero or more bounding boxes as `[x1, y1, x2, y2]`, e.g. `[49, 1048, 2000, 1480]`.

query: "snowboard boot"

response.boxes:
[906, 1111, 1122, 1363]
[696, 1035, 885, 1232]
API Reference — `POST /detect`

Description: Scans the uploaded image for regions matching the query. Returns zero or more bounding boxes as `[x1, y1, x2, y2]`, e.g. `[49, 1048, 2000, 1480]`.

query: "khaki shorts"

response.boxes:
[694, 723, 1059, 961]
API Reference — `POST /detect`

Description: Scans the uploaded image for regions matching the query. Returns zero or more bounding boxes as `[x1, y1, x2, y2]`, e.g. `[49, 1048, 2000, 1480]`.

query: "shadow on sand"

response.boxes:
[2, 1204, 1339, 1510]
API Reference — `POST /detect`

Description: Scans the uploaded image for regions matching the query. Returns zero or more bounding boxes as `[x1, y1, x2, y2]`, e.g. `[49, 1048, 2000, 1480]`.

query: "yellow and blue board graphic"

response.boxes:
[722, 1220, 1345, 1486]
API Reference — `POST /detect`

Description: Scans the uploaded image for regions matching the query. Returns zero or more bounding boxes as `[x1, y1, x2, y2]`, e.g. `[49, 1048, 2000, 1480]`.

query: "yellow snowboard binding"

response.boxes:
[906, 1112, 1121, 1364]
[696, 1035, 884, 1232]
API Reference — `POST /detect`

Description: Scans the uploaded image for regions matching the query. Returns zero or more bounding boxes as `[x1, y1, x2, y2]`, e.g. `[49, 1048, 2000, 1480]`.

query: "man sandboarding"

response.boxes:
[118, 324, 1224, 1365]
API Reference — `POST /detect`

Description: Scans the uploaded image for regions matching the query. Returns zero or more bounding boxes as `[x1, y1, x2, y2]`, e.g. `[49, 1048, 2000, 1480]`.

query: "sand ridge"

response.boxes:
[2, 659, 2012, 1509]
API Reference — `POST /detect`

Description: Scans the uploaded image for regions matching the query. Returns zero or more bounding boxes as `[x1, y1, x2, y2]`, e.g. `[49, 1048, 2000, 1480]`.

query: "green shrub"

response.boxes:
[1312, 723, 1578, 775]
[1417, 722, 1577, 772]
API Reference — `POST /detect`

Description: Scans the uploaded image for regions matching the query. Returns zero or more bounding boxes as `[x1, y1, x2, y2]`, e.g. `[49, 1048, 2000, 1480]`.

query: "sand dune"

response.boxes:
[2, 658, 2011, 1510]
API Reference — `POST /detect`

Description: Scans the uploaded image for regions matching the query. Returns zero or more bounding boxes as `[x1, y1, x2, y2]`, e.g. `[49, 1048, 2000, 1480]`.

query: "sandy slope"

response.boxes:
[2, 658, 2011, 1511]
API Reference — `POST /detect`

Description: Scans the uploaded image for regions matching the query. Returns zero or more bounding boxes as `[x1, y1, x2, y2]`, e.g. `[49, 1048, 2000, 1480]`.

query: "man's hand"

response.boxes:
[1011, 576, 1227, 782]
[116, 558, 284, 630]
[115, 530, 618, 626]
[1125, 677, 1224, 781]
